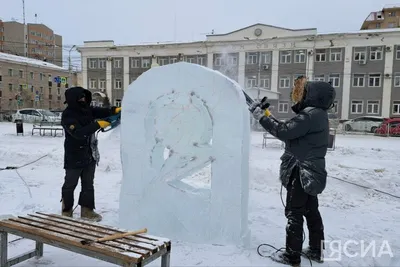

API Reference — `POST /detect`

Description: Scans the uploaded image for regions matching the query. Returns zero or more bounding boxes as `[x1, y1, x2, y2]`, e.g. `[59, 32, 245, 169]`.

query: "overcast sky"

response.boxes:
[1, 0, 396, 68]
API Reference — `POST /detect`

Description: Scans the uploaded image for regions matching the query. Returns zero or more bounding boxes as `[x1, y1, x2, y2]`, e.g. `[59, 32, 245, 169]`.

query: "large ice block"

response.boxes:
[119, 62, 250, 246]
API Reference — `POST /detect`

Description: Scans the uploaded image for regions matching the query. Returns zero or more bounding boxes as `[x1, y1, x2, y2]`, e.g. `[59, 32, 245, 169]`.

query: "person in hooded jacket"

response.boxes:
[61, 86, 121, 222]
[249, 76, 336, 266]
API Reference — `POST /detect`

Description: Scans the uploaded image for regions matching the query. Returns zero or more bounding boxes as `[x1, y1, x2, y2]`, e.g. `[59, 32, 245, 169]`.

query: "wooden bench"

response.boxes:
[32, 121, 64, 137]
[0, 212, 171, 267]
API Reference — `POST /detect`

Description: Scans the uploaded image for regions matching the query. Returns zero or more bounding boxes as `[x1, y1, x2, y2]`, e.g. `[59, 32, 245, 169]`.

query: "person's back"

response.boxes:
[250, 77, 336, 266]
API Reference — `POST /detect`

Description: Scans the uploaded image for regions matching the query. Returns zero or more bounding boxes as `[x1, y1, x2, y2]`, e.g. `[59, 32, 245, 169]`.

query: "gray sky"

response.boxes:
[1, 0, 395, 68]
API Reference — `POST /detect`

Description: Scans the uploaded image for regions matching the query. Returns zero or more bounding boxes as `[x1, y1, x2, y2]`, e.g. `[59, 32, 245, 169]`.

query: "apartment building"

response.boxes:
[0, 52, 74, 112]
[77, 23, 400, 120]
[0, 20, 63, 67]
[361, 5, 400, 30]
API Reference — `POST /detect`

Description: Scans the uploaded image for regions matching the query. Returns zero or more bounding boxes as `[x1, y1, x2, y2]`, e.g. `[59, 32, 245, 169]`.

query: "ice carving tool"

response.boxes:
[101, 113, 121, 132]
[80, 228, 148, 245]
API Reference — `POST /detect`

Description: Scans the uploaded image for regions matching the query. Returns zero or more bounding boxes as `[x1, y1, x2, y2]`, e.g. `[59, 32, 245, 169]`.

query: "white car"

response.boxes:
[12, 108, 60, 123]
[342, 116, 385, 133]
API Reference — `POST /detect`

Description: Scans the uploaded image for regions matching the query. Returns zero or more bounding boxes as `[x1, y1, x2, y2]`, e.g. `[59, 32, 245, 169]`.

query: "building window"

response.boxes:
[197, 57, 205, 65]
[99, 79, 106, 89]
[330, 48, 342, 61]
[115, 79, 122, 89]
[388, 23, 396, 28]
[39, 73, 43, 81]
[89, 79, 97, 89]
[294, 50, 306, 63]
[351, 100, 363, 114]
[354, 47, 367, 61]
[393, 101, 400, 115]
[131, 58, 140, 68]
[169, 58, 177, 64]
[280, 51, 291, 64]
[214, 56, 223, 66]
[157, 58, 167, 66]
[368, 73, 381, 87]
[370, 46, 383, 60]
[394, 74, 400, 87]
[329, 74, 340, 87]
[314, 74, 325, 81]
[187, 57, 195, 63]
[376, 23, 381, 28]
[19, 70, 24, 78]
[8, 83, 12, 91]
[89, 59, 97, 69]
[367, 100, 380, 114]
[246, 53, 257, 64]
[315, 49, 326, 62]
[30, 72, 34, 79]
[227, 56, 237, 65]
[113, 59, 122, 68]
[279, 76, 290, 88]
[260, 52, 271, 64]
[115, 99, 122, 107]
[260, 77, 270, 88]
[8, 69, 13, 77]
[142, 58, 151, 68]
[352, 74, 365, 87]
[278, 101, 289, 113]
[396, 46, 400, 60]
[246, 78, 257, 88]
[98, 58, 106, 68]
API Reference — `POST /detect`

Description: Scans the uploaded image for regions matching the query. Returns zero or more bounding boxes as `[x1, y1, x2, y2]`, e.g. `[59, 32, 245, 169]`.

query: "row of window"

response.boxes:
[88, 78, 122, 90]
[4, 84, 61, 95]
[4, 69, 61, 82]
[87, 45, 400, 70]
[275, 100, 400, 115]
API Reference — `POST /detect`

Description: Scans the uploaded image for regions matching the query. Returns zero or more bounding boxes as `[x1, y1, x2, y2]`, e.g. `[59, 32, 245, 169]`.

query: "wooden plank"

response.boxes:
[0, 220, 140, 264]
[10, 217, 146, 259]
[30, 214, 158, 252]
[36, 212, 169, 246]
[23, 215, 153, 255]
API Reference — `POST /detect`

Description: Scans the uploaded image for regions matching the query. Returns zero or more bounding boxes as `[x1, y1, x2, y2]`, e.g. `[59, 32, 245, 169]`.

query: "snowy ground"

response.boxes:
[0, 122, 399, 267]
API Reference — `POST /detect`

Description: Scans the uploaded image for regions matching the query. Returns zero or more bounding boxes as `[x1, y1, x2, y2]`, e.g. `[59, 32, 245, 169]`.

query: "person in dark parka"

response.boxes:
[61, 86, 121, 222]
[250, 77, 336, 266]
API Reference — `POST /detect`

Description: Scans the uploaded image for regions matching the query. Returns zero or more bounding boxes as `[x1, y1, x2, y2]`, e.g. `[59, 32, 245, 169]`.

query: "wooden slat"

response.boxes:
[14, 216, 151, 257]
[36, 212, 169, 246]
[0, 219, 140, 264]
[9, 217, 145, 259]
[29, 214, 159, 252]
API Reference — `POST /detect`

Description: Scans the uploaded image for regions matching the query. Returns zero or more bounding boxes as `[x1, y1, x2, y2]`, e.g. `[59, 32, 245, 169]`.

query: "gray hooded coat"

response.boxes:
[259, 81, 336, 196]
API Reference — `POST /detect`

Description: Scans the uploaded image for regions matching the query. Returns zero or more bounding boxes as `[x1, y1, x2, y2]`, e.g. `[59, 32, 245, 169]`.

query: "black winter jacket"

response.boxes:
[259, 81, 336, 196]
[61, 87, 116, 169]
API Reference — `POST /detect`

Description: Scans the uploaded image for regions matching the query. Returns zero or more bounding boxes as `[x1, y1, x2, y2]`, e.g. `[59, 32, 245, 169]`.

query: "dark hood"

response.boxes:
[64, 86, 92, 109]
[292, 81, 336, 113]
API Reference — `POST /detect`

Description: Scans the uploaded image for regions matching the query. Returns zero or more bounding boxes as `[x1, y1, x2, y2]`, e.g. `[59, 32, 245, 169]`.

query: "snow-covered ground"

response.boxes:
[0, 122, 399, 266]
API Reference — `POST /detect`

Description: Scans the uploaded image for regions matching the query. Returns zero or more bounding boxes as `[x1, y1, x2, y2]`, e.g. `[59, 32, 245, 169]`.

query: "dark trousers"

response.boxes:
[285, 167, 325, 260]
[61, 162, 96, 211]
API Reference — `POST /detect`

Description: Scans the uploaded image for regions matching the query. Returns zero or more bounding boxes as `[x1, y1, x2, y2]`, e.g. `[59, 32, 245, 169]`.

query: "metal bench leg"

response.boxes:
[161, 251, 170, 267]
[35, 241, 43, 258]
[0, 231, 8, 266]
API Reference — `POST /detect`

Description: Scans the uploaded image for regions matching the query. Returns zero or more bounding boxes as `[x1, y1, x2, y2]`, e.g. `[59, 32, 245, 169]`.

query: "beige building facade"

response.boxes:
[0, 20, 63, 67]
[0, 52, 75, 113]
[361, 5, 400, 30]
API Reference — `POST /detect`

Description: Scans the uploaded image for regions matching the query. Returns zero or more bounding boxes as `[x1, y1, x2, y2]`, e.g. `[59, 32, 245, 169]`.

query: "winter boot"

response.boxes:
[302, 247, 324, 263]
[61, 199, 73, 217]
[269, 251, 301, 267]
[81, 207, 102, 222]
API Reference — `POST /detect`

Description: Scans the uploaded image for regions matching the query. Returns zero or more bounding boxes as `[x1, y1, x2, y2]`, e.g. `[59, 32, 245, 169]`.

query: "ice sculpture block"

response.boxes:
[119, 62, 250, 246]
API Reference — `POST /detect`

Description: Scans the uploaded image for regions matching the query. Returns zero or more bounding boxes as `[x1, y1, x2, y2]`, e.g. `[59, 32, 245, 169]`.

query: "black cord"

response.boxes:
[256, 184, 312, 266]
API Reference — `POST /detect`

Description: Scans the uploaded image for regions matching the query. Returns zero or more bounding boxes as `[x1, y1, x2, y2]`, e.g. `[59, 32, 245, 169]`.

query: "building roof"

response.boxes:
[383, 4, 400, 9]
[0, 52, 67, 71]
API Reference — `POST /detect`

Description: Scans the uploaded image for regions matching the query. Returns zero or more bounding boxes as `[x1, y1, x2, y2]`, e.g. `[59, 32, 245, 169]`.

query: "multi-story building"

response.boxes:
[77, 23, 400, 120]
[0, 20, 63, 67]
[361, 5, 400, 30]
[0, 52, 74, 112]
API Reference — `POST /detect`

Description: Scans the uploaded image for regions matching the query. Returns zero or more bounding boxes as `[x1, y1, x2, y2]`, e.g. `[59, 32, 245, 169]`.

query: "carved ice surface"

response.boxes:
[119, 62, 250, 246]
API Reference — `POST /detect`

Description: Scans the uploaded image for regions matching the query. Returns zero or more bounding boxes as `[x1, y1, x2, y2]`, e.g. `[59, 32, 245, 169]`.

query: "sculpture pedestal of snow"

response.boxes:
[119, 62, 250, 246]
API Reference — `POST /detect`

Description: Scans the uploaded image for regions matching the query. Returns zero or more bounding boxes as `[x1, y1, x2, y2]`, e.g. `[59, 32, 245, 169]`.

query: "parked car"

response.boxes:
[374, 118, 400, 136]
[342, 116, 385, 133]
[12, 108, 60, 123]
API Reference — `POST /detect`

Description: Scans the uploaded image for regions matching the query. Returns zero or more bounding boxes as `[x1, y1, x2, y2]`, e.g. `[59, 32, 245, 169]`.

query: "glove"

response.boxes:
[264, 109, 271, 117]
[97, 120, 111, 129]
[252, 107, 265, 121]
[114, 107, 121, 114]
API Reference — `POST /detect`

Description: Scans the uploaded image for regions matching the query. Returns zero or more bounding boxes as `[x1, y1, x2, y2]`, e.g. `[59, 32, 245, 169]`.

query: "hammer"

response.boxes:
[80, 228, 148, 245]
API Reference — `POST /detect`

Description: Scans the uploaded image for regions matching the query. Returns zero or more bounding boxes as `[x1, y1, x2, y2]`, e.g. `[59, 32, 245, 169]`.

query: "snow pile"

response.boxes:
[0, 123, 399, 266]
